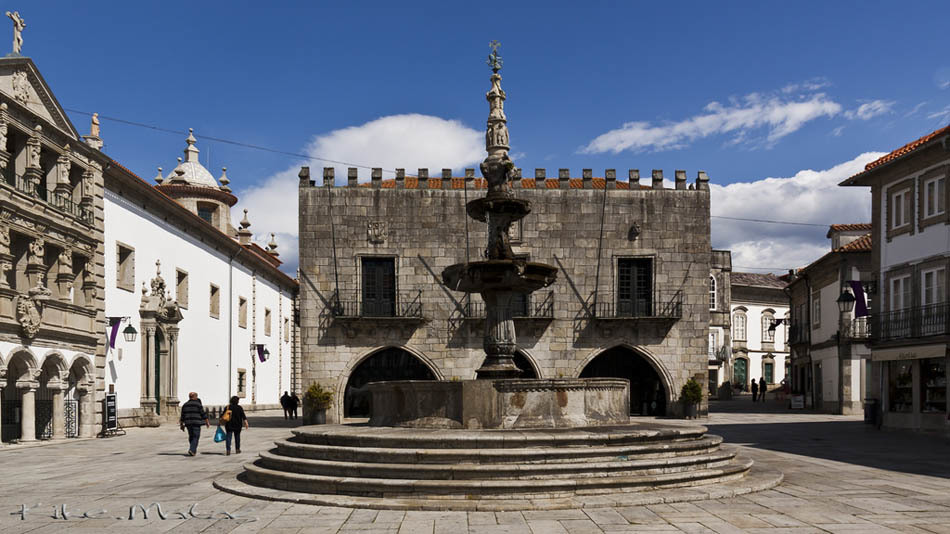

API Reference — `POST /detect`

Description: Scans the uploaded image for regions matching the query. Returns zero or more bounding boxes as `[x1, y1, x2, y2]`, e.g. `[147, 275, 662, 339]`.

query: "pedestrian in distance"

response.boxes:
[280, 391, 291, 420]
[221, 395, 249, 456]
[289, 392, 300, 420]
[179, 391, 210, 456]
[750, 379, 758, 402]
[759, 377, 767, 403]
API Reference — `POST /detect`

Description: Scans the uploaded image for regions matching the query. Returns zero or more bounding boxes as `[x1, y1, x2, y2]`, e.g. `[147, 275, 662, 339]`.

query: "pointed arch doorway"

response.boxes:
[580, 346, 669, 416]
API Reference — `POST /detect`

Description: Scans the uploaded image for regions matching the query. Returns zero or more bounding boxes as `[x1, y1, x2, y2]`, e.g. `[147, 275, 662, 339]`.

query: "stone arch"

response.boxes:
[575, 343, 674, 416]
[2, 347, 39, 442]
[338, 345, 442, 419]
[39, 350, 70, 378]
[67, 353, 96, 383]
[4, 346, 39, 379]
[513, 348, 541, 379]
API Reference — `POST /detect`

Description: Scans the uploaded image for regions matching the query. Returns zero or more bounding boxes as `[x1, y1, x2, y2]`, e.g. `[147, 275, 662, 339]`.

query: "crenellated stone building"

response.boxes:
[0, 55, 104, 442]
[298, 166, 714, 421]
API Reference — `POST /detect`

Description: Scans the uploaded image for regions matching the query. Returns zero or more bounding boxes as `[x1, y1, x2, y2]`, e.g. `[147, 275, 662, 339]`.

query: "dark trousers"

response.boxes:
[290, 407, 297, 419]
[751, 391, 757, 402]
[186, 425, 202, 454]
[225, 428, 242, 452]
[283, 408, 290, 419]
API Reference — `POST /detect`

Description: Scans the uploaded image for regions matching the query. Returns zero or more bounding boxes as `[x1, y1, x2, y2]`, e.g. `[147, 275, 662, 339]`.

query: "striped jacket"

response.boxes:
[179, 399, 208, 427]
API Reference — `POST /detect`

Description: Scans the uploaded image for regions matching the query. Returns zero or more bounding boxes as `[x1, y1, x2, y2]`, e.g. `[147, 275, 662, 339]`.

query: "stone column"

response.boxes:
[24, 125, 43, 193]
[18, 383, 36, 442]
[56, 249, 75, 302]
[54, 151, 72, 197]
[0, 224, 11, 288]
[478, 289, 520, 378]
[51, 384, 65, 440]
[167, 330, 179, 402]
[141, 327, 155, 407]
[0, 103, 9, 173]
[77, 387, 95, 438]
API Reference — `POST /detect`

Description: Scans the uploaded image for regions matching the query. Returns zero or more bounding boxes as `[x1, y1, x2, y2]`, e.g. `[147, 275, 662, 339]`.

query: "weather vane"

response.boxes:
[487, 40, 503, 73]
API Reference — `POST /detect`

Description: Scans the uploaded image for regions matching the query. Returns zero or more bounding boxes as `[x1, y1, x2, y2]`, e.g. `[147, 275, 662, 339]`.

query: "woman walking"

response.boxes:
[223, 396, 249, 456]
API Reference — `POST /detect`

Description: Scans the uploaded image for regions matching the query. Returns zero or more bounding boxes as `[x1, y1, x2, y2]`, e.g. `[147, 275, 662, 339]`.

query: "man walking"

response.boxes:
[179, 392, 210, 456]
[289, 392, 300, 420]
[750, 379, 758, 402]
[280, 391, 291, 419]
[759, 377, 767, 403]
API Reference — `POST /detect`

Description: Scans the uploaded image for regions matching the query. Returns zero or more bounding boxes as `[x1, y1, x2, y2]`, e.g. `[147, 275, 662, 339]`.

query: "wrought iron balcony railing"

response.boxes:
[589, 291, 683, 320]
[3, 174, 94, 226]
[845, 316, 871, 339]
[326, 290, 424, 320]
[874, 303, 950, 342]
[460, 291, 555, 319]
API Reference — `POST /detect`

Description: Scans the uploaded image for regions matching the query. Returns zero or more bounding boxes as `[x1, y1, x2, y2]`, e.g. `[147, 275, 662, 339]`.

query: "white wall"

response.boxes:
[104, 190, 294, 409]
[731, 300, 789, 386]
[881, 162, 950, 273]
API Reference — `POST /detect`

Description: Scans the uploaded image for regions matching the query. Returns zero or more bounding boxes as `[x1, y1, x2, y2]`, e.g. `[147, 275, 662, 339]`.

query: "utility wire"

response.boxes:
[66, 107, 852, 230]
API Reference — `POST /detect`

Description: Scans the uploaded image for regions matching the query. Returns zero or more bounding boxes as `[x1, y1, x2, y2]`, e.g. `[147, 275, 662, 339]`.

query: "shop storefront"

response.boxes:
[875, 344, 949, 431]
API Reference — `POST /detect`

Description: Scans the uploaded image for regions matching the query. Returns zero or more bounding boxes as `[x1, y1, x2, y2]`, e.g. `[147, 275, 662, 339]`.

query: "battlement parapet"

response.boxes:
[298, 166, 711, 191]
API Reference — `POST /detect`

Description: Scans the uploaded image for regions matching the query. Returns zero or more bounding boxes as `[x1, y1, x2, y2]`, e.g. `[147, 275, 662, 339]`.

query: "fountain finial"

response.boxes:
[481, 41, 512, 197]
[486, 40, 503, 73]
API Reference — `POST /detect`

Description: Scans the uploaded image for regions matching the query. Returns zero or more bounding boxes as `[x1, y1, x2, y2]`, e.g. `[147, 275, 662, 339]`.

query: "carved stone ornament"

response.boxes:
[58, 249, 72, 271]
[15, 286, 50, 339]
[0, 103, 7, 152]
[11, 70, 29, 104]
[0, 225, 9, 255]
[367, 220, 387, 244]
[27, 238, 44, 264]
[151, 261, 168, 318]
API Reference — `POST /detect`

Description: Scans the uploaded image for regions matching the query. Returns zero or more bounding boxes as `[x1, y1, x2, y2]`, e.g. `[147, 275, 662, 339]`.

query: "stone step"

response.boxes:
[290, 424, 707, 450]
[273, 435, 723, 464]
[242, 456, 754, 499]
[215, 463, 784, 511]
[256, 448, 737, 480]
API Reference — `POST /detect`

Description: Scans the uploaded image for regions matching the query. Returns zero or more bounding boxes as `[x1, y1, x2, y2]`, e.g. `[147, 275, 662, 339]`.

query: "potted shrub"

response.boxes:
[679, 378, 703, 419]
[303, 383, 334, 425]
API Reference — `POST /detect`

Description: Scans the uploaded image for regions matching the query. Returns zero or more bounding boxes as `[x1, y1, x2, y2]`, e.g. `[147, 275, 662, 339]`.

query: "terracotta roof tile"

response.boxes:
[851, 124, 950, 179]
[335, 176, 643, 190]
[826, 223, 871, 238]
[835, 233, 871, 252]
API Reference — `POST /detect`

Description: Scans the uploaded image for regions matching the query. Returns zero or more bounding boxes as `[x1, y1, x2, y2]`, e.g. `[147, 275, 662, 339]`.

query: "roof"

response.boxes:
[846, 123, 950, 183]
[360, 177, 652, 190]
[163, 129, 221, 188]
[835, 233, 871, 252]
[826, 223, 871, 238]
[105, 158, 296, 288]
[731, 272, 787, 289]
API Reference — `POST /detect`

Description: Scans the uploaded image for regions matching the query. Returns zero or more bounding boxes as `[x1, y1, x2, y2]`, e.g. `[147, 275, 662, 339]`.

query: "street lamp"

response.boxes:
[122, 323, 138, 342]
[837, 291, 856, 314]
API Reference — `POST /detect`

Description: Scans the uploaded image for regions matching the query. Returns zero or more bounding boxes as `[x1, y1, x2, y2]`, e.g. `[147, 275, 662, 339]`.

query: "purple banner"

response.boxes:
[257, 344, 265, 362]
[850, 281, 868, 318]
[108, 318, 121, 349]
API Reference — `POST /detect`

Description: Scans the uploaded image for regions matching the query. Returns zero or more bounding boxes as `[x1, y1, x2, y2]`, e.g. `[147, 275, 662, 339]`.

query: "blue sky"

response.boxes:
[17, 2, 950, 274]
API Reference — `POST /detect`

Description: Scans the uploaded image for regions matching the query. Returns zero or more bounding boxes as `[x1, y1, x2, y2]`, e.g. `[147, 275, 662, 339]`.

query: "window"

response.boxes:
[197, 202, 217, 226]
[732, 310, 747, 341]
[922, 268, 946, 306]
[116, 242, 135, 292]
[176, 269, 188, 309]
[238, 296, 248, 328]
[284, 317, 290, 342]
[888, 361, 913, 413]
[264, 308, 272, 336]
[617, 258, 652, 316]
[236, 368, 246, 398]
[812, 292, 821, 327]
[762, 312, 775, 343]
[783, 312, 790, 347]
[708, 330, 719, 359]
[709, 275, 717, 310]
[209, 283, 220, 318]
[892, 188, 910, 228]
[733, 357, 748, 389]
[921, 358, 947, 413]
[923, 176, 946, 218]
[362, 257, 395, 316]
[763, 361, 774, 384]
[891, 275, 911, 311]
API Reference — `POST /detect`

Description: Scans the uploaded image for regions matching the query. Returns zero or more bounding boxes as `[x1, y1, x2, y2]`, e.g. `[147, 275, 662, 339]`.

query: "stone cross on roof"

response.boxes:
[5, 11, 24, 56]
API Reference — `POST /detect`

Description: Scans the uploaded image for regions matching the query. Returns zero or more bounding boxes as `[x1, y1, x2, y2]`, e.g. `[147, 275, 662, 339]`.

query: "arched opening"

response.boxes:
[344, 347, 436, 417]
[66, 358, 91, 439]
[36, 356, 66, 440]
[2, 351, 36, 442]
[579, 346, 667, 416]
[512, 350, 539, 379]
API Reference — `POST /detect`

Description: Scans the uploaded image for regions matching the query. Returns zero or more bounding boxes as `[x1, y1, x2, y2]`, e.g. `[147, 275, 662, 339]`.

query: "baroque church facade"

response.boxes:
[0, 46, 298, 441]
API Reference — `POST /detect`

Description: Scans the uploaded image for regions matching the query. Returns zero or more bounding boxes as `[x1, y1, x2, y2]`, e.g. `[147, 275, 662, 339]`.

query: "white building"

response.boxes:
[730, 272, 790, 394]
[102, 133, 298, 426]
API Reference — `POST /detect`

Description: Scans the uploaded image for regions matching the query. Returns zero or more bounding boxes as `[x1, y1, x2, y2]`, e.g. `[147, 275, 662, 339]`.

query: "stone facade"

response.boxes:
[708, 250, 732, 397]
[299, 168, 712, 421]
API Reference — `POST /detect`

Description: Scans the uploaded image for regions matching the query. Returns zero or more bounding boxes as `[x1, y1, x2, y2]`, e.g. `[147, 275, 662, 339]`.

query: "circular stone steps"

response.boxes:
[215, 423, 782, 510]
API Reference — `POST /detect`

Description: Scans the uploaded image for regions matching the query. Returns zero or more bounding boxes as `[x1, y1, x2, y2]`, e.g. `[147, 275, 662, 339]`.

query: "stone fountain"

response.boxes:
[216, 44, 782, 510]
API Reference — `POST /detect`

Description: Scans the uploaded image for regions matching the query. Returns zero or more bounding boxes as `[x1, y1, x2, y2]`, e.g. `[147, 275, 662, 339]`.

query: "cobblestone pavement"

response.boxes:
[2, 404, 950, 533]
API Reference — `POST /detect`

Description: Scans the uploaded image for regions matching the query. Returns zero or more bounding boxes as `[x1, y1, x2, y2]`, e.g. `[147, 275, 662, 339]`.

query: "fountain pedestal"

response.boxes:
[367, 378, 630, 429]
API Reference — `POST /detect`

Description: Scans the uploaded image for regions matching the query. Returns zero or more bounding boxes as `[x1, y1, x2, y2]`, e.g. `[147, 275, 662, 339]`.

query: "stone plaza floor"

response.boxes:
[1, 402, 950, 533]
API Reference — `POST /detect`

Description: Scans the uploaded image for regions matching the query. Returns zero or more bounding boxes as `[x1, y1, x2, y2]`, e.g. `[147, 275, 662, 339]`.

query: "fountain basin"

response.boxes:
[366, 378, 630, 429]
[442, 260, 558, 293]
[466, 196, 531, 223]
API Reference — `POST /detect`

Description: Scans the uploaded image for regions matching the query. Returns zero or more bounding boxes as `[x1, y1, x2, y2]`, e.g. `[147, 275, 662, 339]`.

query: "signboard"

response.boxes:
[790, 395, 805, 409]
[872, 344, 947, 362]
[105, 393, 117, 430]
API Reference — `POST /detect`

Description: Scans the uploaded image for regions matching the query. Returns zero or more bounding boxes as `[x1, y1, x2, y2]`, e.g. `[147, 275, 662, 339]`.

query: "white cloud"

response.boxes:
[234, 114, 483, 275]
[844, 99, 894, 120]
[580, 91, 842, 154]
[927, 105, 950, 122]
[905, 101, 928, 118]
[710, 152, 886, 273]
[831, 126, 845, 137]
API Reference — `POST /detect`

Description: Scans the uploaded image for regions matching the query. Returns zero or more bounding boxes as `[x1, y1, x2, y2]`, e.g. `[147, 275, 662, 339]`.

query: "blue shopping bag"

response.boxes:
[214, 425, 226, 443]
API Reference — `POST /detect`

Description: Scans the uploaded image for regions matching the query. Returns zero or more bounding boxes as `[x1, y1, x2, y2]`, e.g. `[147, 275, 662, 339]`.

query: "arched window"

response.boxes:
[732, 309, 747, 341]
[709, 275, 717, 310]
[762, 310, 775, 342]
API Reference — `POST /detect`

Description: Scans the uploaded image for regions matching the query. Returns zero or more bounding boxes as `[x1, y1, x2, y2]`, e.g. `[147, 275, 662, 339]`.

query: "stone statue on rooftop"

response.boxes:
[90, 113, 100, 137]
[6, 11, 25, 55]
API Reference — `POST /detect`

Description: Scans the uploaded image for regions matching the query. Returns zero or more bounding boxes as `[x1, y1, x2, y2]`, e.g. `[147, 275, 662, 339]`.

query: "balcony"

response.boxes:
[788, 322, 809, 345]
[460, 291, 554, 320]
[2, 174, 94, 226]
[326, 290, 425, 321]
[874, 303, 950, 342]
[844, 316, 872, 340]
[589, 291, 682, 320]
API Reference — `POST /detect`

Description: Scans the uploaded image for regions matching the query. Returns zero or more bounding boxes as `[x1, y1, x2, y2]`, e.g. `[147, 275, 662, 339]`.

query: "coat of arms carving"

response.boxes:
[15, 286, 50, 339]
[367, 220, 387, 244]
